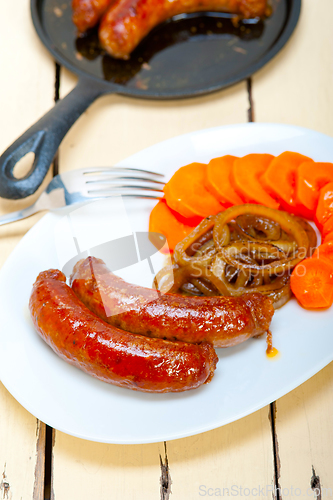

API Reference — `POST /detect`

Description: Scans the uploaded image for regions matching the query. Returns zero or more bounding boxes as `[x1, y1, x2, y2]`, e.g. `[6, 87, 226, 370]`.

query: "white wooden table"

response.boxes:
[0, 1, 332, 498]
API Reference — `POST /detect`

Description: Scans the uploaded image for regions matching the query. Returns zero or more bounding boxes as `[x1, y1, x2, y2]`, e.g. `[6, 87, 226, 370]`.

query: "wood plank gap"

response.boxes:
[52, 63, 61, 177]
[54, 63, 61, 103]
[246, 78, 254, 122]
[160, 442, 172, 500]
[269, 402, 282, 500]
[0, 464, 11, 500]
[43, 425, 54, 500]
[310, 467, 322, 500]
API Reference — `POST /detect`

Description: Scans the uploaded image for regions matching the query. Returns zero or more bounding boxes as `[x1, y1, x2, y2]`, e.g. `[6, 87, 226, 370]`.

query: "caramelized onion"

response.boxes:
[236, 214, 281, 241]
[173, 216, 220, 267]
[154, 204, 315, 309]
[218, 241, 291, 276]
[210, 256, 291, 309]
[214, 205, 309, 252]
[294, 216, 317, 256]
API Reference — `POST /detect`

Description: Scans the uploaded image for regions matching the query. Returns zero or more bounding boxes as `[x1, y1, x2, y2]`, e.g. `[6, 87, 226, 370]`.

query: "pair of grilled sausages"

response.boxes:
[72, 0, 268, 59]
[29, 257, 273, 393]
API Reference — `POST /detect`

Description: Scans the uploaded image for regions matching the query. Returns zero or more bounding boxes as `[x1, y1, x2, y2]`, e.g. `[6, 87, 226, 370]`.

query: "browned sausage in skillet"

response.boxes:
[99, 0, 268, 59]
[72, 0, 114, 32]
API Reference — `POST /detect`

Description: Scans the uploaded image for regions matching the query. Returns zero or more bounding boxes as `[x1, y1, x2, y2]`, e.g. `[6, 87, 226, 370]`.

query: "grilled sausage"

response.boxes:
[70, 257, 274, 348]
[99, 0, 268, 59]
[29, 269, 218, 392]
[72, 0, 114, 32]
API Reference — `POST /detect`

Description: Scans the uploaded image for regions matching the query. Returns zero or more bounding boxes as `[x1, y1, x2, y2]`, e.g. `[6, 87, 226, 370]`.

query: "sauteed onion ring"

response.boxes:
[155, 204, 317, 309]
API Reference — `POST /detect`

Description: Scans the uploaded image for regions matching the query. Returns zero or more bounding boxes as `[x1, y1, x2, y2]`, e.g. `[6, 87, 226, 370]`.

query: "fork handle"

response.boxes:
[0, 204, 41, 226]
[0, 77, 111, 200]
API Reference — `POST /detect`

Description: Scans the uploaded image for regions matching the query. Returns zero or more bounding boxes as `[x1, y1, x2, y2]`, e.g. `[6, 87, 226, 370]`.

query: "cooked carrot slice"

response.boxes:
[296, 161, 333, 213]
[322, 214, 333, 238]
[204, 155, 243, 207]
[164, 163, 223, 218]
[149, 200, 198, 253]
[316, 182, 333, 227]
[231, 154, 278, 209]
[313, 242, 333, 264]
[261, 151, 312, 208]
[168, 204, 203, 228]
[293, 203, 317, 220]
[324, 231, 333, 244]
[290, 257, 333, 309]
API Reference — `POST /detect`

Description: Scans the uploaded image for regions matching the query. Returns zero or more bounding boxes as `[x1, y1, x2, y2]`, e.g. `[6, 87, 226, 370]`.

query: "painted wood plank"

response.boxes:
[167, 408, 274, 499]
[273, 365, 333, 497]
[58, 68, 249, 171]
[253, 0, 333, 135]
[252, 0, 333, 494]
[52, 409, 274, 500]
[0, 1, 56, 498]
[51, 433, 163, 500]
[0, 389, 46, 500]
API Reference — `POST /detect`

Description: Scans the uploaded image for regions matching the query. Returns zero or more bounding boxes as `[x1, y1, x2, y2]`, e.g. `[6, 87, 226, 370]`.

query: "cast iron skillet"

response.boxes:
[0, 0, 301, 199]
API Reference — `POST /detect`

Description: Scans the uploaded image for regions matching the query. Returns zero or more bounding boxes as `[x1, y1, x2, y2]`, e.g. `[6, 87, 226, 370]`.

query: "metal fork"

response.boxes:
[0, 167, 165, 226]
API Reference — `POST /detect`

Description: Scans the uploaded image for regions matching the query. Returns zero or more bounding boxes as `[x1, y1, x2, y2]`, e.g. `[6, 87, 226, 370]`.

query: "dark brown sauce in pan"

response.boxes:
[77, 14, 265, 86]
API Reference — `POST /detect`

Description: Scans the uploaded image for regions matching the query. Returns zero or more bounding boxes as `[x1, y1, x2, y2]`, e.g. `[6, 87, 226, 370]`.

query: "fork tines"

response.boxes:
[85, 176, 165, 186]
[83, 167, 165, 199]
[83, 167, 164, 177]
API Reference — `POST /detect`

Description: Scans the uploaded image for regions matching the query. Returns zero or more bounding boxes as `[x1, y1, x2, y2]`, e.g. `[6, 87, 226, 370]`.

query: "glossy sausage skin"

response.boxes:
[72, 0, 114, 32]
[70, 257, 274, 348]
[99, 0, 268, 59]
[29, 269, 218, 393]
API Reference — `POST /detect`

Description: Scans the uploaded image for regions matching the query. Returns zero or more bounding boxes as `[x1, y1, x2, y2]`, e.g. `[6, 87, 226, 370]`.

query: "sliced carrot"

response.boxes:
[292, 202, 315, 221]
[167, 204, 203, 228]
[312, 242, 333, 264]
[149, 200, 198, 253]
[261, 151, 312, 208]
[296, 161, 333, 214]
[322, 214, 333, 238]
[204, 155, 243, 207]
[290, 257, 333, 309]
[231, 154, 278, 209]
[163, 163, 223, 218]
[323, 231, 333, 244]
[315, 182, 333, 227]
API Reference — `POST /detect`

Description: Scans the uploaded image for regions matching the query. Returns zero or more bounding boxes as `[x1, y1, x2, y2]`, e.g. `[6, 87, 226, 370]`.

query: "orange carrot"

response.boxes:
[231, 154, 278, 209]
[168, 204, 203, 228]
[204, 155, 243, 207]
[315, 182, 333, 226]
[261, 151, 312, 209]
[290, 257, 333, 309]
[164, 163, 223, 218]
[149, 199, 198, 253]
[312, 242, 333, 264]
[296, 161, 333, 214]
[323, 231, 333, 244]
[322, 214, 333, 239]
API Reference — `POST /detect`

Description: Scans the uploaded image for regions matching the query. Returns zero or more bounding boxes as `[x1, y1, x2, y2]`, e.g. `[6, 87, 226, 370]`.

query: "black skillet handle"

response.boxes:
[0, 76, 111, 199]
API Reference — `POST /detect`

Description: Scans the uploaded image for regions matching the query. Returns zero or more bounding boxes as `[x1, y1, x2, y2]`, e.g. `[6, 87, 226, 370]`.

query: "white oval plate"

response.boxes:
[0, 123, 333, 444]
